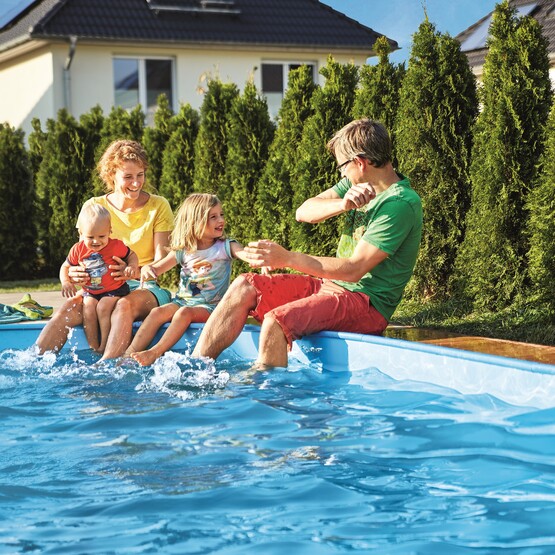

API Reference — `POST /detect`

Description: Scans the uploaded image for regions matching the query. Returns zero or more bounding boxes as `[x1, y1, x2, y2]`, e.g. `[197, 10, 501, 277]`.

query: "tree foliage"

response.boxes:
[142, 94, 174, 191]
[0, 124, 36, 279]
[257, 65, 316, 249]
[193, 78, 239, 197]
[455, 1, 552, 309]
[353, 35, 405, 164]
[34, 110, 93, 274]
[224, 80, 275, 247]
[290, 56, 359, 256]
[159, 103, 200, 210]
[395, 19, 478, 299]
[526, 102, 555, 317]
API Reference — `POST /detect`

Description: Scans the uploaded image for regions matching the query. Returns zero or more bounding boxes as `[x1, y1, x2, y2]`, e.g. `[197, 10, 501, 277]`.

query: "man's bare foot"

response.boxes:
[131, 349, 160, 367]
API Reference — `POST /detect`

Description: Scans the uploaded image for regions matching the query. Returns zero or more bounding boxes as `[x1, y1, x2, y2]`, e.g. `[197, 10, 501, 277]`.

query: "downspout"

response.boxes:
[63, 35, 78, 112]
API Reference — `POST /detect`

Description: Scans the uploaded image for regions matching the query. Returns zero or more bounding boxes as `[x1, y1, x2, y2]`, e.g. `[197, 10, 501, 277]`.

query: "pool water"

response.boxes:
[1, 346, 555, 554]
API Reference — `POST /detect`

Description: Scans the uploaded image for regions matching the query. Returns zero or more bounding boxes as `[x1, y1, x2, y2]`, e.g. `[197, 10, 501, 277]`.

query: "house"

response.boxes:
[0, 0, 397, 137]
[456, 0, 555, 84]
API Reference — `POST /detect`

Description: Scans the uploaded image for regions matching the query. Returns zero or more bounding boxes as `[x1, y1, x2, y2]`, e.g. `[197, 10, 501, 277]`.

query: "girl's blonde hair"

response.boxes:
[97, 139, 149, 191]
[171, 193, 222, 253]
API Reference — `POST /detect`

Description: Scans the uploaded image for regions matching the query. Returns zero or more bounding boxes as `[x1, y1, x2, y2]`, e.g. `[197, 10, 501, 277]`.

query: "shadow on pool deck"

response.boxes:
[1, 290, 554, 366]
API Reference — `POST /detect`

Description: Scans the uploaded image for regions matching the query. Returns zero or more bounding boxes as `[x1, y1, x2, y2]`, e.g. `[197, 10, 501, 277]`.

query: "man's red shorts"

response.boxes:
[243, 273, 388, 350]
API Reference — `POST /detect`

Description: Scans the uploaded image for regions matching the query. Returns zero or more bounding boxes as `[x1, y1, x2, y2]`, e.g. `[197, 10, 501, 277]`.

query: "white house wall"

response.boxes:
[0, 41, 367, 139]
[0, 47, 57, 136]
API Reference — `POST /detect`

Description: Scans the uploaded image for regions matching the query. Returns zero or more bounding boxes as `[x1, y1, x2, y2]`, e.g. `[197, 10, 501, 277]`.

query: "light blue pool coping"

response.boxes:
[2, 321, 554, 408]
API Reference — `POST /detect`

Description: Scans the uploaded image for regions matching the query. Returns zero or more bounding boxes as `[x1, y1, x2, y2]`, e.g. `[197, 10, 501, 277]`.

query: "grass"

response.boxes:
[393, 297, 555, 347]
[0, 278, 59, 293]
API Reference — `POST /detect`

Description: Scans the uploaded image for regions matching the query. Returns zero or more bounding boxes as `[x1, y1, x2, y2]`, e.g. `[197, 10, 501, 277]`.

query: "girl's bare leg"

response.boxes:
[100, 289, 159, 361]
[96, 296, 120, 353]
[35, 295, 84, 354]
[125, 303, 179, 355]
[132, 306, 209, 366]
[83, 296, 101, 351]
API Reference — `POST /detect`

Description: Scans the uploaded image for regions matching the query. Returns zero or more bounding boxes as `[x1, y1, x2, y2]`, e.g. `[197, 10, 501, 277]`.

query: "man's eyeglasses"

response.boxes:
[337, 154, 365, 175]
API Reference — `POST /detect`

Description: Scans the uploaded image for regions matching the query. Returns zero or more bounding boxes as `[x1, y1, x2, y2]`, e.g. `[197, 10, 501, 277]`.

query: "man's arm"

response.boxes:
[296, 182, 376, 224]
[245, 238, 388, 283]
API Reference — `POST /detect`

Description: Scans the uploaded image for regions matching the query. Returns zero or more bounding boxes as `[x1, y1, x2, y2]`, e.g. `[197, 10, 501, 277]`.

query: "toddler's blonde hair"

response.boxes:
[77, 204, 111, 231]
[171, 193, 222, 253]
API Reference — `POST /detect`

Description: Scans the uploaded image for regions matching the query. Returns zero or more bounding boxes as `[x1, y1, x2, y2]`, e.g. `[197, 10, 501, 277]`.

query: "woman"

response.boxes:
[36, 139, 174, 360]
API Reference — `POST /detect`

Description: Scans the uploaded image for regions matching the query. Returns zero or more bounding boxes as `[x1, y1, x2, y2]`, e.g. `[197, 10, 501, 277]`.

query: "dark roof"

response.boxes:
[0, 0, 397, 54]
[455, 0, 555, 67]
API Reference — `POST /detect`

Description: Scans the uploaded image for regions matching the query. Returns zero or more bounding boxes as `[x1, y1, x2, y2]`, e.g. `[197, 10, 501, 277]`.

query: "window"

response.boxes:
[261, 62, 315, 118]
[113, 57, 174, 122]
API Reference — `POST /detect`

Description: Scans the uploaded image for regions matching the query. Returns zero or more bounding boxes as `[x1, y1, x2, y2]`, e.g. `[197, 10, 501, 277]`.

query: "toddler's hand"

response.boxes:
[61, 281, 77, 298]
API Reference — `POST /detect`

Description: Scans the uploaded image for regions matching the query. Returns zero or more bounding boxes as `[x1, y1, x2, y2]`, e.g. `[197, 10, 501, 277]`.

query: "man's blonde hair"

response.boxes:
[171, 193, 222, 253]
[97, 139, 149, 191]
[327, 118, 392, 168]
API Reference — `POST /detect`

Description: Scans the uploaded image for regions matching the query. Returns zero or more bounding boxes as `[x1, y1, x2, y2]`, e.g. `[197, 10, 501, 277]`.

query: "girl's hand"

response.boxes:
[140, 264, 158, 283]
[109, 256, 127, 281]
[68, 264, 90, 285]
[61, 281, 77, 298]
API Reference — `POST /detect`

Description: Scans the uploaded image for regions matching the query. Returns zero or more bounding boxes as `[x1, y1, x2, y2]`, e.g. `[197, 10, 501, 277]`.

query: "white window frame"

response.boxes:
[113, 55, 176, 114]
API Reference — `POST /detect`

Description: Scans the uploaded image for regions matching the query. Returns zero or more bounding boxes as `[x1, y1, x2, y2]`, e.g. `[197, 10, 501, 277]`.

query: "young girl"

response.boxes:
[126, 193, 251, 366]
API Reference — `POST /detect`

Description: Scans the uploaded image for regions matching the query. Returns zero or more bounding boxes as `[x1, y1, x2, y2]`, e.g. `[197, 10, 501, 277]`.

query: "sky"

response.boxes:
[321, 0, 499, 64]
[0, 0, 499, 64]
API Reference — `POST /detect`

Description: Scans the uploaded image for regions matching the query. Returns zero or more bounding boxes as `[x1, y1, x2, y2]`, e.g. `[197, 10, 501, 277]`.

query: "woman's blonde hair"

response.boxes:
[97, 139, 149, 191]
[171, 193, 222, 253]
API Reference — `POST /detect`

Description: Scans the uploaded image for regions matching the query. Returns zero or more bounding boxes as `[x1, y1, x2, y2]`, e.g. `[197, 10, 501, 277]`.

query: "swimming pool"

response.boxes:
[1, 323, 555, 553]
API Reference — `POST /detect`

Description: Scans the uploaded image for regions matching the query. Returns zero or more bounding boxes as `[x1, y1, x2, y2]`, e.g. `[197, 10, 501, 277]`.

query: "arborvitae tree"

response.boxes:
[192, 78, 239, 196]
[142, 94, 174, 190]
[27, 117, 47, 178]
[224, 80, 274, 247]
[257, 65, 316, 250]
[290, 56, 359, 256]
[0, 124, 36, 279]
[395, 19, 478, 299]
[159, 103, 200, 209]
[78, 105, 105, 200]
[35, 109, 92, 274]
[352, 35, 406, 162]
[526, 102, 555, 316]
[93, 105, 145, 195]
[455, 1, 552, 309]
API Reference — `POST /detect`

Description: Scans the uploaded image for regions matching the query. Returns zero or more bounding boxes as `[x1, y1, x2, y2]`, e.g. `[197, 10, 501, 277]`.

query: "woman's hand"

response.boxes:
[110, 256, 128, 281]
[68, 264, 90, 285]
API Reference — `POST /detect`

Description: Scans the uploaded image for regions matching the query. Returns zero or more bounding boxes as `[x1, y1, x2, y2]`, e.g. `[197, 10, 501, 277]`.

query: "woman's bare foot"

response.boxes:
[131, 349, 161, 367]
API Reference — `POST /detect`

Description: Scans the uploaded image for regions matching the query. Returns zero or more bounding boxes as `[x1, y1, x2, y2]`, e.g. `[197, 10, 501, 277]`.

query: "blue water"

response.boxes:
[1, 346, 555, 554]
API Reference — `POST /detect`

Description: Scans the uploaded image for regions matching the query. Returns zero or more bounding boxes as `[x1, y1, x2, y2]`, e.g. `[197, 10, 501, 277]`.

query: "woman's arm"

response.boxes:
[153, 231, 171, 262]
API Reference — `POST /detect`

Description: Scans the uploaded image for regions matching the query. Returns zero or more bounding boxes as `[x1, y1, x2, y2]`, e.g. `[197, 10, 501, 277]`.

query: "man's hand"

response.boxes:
[341, 182, 376, 211]
[245, 240, 290, 270]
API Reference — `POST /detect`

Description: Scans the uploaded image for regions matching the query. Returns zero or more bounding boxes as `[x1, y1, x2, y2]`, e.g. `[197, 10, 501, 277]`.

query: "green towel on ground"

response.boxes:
[0, 294, 53, 324]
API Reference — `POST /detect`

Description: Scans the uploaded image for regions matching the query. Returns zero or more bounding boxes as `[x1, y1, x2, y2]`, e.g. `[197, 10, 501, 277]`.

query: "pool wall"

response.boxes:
[2, 322, 555, 408]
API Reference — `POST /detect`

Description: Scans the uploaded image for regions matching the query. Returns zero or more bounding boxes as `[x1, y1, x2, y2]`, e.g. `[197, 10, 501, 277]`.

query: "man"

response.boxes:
[192, 118, 422, 368]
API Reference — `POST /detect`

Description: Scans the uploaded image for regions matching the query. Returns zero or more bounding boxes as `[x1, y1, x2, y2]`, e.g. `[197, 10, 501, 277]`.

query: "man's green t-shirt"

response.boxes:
[332, 175, 422, 320]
